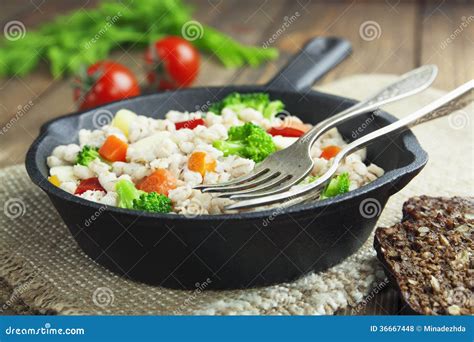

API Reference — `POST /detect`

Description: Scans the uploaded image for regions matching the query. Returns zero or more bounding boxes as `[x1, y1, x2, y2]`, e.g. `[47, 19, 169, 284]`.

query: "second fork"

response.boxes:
[196, 65, 438, 199]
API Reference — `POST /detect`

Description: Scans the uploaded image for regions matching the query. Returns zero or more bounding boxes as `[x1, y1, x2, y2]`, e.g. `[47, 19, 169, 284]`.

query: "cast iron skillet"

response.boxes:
[26, 37, 428, 289]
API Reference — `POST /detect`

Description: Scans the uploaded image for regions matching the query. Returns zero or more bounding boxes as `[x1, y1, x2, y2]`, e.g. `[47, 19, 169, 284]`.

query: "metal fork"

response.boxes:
[195, 65, 438, 198]
[225, 79, 474, 210]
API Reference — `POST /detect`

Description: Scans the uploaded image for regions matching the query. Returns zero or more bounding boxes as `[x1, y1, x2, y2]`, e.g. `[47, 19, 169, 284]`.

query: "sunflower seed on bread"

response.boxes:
[374, 196, 473, 315]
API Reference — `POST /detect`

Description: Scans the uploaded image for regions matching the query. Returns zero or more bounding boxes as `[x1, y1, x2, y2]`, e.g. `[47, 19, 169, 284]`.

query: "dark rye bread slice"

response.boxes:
[374, 196, 473, 315]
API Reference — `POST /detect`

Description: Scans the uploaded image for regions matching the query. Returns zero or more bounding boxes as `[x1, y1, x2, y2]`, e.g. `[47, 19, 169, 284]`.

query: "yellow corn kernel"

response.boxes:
[48, 175, 61, 187]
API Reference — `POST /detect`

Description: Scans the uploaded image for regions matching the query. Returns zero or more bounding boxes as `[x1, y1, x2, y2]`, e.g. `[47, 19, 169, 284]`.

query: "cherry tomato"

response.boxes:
[267, 127, 305, 137]
[145, 36, 200, 90]
[75, 177, 105, 195]
[74, 61, 140, 110]
[175, 118, 205, 130]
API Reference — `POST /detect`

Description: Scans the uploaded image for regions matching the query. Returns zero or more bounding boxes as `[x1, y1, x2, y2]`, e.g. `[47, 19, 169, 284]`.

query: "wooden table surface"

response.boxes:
[0, 0, 472, 315]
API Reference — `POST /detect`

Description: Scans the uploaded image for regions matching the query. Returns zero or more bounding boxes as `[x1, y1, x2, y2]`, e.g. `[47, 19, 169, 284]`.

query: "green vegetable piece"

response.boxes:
[213, 122, 276, 163]
[209, 92, 285, 119]
[263, 99, 284, 119]
[133, 192, 172, 213]
[76, 145, 100, 166]
[0, 0, 278, 78]
[115, 179, 144, 209]
[320, 172, 350, 199]
[301, 175, 318, 185]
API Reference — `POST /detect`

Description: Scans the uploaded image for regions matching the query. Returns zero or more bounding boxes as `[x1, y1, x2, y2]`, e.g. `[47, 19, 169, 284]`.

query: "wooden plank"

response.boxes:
[198, 0, 293, 86]
[0, 0, 34, 25]
[420, 1, 474, 90]
[272, 0, 418, 85]
[0, 0, 101, 128]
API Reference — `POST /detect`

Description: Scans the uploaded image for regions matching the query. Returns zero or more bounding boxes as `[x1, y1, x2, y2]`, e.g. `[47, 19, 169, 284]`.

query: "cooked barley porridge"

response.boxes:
[46, 93, 385, 215]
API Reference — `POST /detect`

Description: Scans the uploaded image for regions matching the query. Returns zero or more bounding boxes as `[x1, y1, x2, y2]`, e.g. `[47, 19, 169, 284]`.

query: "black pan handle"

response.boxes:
[265, 37, 352, 92]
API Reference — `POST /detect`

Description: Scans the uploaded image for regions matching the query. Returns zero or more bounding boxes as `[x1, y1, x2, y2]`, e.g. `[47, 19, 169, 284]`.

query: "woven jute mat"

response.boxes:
[0, 75, 472, 315]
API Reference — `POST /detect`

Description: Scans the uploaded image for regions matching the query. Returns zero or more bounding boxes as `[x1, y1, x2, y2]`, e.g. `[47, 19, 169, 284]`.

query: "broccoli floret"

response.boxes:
[213, 123, 276, 162]
[115, 179, 144, 209]
[133, 192, 172, 213]
[320, 172, 350, 199]
[76, 145, 100, 166]
[115, 179, 172, 213]
[209, 92, 285, 119]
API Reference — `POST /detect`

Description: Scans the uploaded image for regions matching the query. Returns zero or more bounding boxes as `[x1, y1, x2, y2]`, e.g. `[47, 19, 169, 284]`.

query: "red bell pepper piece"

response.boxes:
[267, 126, 305, 137]
[75, 177, 105, 195]
[175, 118, 205, 130]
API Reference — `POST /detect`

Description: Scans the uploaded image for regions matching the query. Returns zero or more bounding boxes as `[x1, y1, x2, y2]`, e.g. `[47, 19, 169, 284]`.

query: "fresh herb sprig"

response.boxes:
[0, 0, 278, 78]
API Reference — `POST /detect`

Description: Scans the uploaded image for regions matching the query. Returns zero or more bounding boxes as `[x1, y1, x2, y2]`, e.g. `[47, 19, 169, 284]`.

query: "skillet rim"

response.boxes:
[25, 86, 428, 221]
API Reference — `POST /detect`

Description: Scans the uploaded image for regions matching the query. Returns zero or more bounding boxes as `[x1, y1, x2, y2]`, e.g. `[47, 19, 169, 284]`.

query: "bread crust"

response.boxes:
[374, 196, 473, 315]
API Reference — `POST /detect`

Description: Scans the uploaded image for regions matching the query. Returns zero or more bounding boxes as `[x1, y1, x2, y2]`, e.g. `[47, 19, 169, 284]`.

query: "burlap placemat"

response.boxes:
[0, 75, 472, 315]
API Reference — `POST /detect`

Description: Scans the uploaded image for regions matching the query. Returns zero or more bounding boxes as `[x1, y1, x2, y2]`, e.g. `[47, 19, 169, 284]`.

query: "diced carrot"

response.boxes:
[188, 151, 206, 175]
[99, 135, 128, 162]
[136, 168, 177, 195]
[188, 151, 216, 177]
[320, 145, 342, 160]
[48, 175, 61, 187]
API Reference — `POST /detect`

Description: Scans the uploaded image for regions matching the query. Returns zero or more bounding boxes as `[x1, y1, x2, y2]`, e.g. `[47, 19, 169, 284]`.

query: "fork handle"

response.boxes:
[336, 80, 474, 160]
[301, 65, 438, 145]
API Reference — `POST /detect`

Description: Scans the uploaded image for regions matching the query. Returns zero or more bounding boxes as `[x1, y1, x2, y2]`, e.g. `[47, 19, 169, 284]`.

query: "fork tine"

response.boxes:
[194, 167, 269, 191]
[227, 171, 312, 199]
[217, 174, 292, 198]
[224, 176, 329, 210]
[201, 171, 280, 193]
